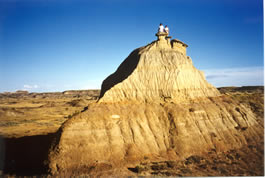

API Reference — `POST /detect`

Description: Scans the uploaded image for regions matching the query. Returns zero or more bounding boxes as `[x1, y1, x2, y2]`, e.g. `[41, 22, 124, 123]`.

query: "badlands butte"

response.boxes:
[1, 33, 264, 176]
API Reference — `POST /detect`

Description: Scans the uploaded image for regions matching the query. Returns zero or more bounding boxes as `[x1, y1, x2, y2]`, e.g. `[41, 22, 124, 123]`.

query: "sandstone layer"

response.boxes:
[48, 98, 263, 175]
[48, 35, 264, 176]
[99, 35, 220, 103]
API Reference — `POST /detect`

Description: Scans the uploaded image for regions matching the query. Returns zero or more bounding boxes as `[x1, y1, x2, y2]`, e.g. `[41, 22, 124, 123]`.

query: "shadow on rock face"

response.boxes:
[99, 48, 141, 100]
[3, 133, 56, 176]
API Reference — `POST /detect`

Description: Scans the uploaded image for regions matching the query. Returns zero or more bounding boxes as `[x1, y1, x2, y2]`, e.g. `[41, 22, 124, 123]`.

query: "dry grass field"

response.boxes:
[0, 90, 99, 138]
[0, 86, 263, 176]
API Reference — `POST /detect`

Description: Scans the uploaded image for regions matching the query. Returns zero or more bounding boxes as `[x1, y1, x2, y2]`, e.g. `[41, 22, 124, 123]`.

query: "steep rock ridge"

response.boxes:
[48, 34, 263, 176]
[99, 33, 220, 102]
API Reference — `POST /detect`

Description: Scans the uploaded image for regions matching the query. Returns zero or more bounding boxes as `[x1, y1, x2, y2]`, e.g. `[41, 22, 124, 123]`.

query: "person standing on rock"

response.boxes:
[158, 23, 164, 33]
[164, 25, 169, 35]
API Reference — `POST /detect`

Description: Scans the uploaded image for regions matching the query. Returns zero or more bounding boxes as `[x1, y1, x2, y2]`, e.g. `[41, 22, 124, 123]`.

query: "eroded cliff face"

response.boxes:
[48, 97, 263, 175]
[48, 36, 263, 176]
[99, 38, 220, 103]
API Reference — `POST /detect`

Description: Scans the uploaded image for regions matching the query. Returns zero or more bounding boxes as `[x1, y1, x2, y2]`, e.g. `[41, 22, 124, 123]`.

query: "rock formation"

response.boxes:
[99, 32, 220, 103]
[48, 33, 264, 176]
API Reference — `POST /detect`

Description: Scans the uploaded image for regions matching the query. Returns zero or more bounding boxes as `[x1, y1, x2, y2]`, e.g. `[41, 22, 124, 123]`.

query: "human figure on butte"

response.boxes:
[164, 25, 169, 35]
[158, 23, 164, 33]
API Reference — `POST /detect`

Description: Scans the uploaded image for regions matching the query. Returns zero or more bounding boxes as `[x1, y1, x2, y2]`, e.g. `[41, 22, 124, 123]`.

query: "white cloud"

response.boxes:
[23, 84, 39, 90]
[203, 66, 264, 87]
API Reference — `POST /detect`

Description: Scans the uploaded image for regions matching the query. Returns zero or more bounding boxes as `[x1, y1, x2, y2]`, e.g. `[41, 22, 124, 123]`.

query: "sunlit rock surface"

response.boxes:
[48, 34, 263, 176]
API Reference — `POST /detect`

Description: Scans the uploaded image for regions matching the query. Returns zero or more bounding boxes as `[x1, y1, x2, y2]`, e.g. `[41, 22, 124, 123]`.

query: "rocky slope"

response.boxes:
[47, 34, 264, 176]
[99, 36, 220, 103]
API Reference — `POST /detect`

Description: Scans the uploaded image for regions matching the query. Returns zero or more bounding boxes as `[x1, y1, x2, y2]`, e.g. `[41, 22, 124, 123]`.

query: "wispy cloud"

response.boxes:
[203, 66, 264, 87]
[23, 84, 39, 90]
[19, 79, 102, 93]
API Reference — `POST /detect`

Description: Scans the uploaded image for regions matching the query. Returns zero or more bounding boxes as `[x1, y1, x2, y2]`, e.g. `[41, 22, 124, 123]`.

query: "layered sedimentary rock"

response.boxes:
[99, 34, 220, 103]
[48, 33, 263, 175]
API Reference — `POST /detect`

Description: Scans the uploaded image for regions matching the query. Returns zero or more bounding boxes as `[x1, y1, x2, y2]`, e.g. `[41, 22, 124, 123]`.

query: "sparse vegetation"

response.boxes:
[0, 90, 99, 137]
[129, 141, 264, 176]
[0, 87, 263, 176]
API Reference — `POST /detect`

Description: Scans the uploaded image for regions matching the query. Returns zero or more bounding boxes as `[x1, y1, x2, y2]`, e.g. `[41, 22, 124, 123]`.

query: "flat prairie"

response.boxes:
[0, 90, 99, 138]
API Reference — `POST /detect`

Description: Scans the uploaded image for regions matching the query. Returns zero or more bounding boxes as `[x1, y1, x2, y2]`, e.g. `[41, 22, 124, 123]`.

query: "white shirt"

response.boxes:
[158, 25, 164, 32]
[164, 27, 169, 33]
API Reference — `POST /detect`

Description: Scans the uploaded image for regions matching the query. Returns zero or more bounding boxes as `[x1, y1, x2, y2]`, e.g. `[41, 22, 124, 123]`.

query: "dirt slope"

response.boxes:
[0, 87, 263, 176]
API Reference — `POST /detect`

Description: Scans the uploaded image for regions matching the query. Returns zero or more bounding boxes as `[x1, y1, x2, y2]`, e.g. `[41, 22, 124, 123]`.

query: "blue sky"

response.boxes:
[0, 0, 263, 92]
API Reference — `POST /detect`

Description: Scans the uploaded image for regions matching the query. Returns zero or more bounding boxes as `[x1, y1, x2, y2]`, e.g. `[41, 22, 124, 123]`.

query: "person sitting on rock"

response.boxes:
[164, 25, 169, 35]
[158, 23, 164, 33]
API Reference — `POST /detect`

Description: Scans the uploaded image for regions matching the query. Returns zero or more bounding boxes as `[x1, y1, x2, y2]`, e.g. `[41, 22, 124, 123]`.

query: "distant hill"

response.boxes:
[218, 86, 264, 94]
